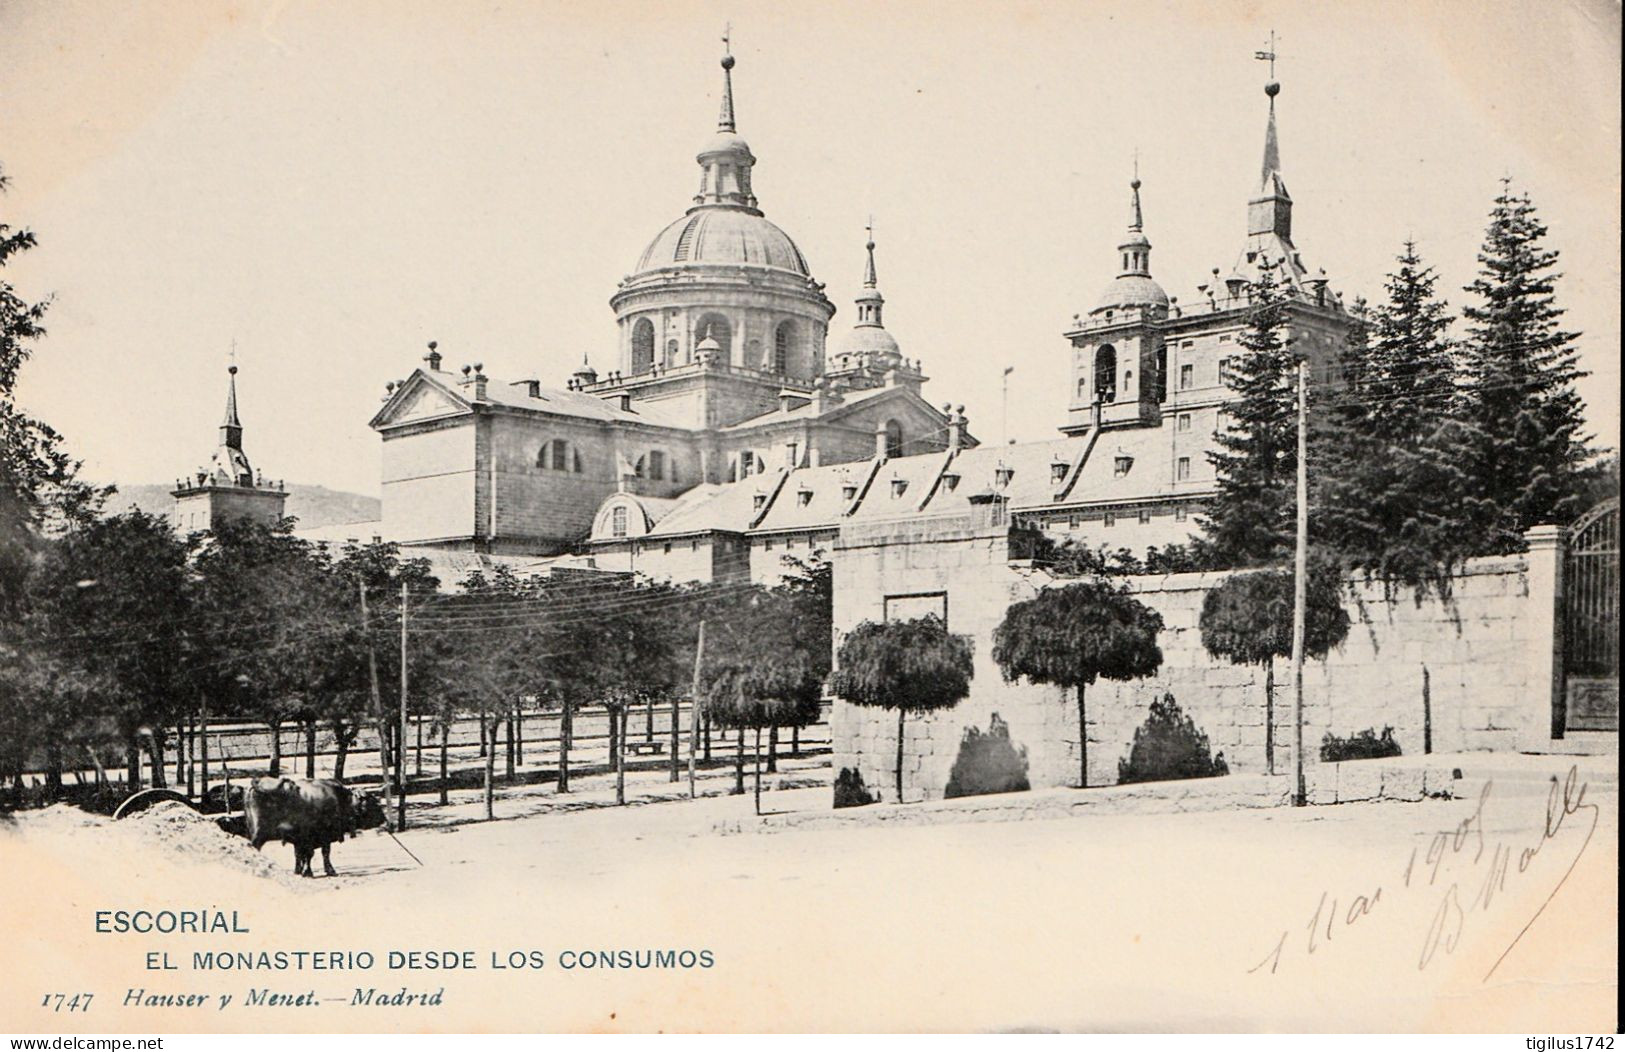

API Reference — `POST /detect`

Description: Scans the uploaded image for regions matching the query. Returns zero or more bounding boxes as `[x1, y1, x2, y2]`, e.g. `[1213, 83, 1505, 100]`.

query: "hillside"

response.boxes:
[109, 483, 380, 530]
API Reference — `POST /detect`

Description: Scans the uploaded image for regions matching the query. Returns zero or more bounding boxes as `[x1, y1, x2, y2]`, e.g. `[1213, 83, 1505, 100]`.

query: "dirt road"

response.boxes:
[2, 757, 1615, 1032]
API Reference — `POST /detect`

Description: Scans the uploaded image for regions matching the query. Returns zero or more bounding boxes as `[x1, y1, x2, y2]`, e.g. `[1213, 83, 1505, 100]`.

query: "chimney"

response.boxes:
[947, 404, 967, 453]
[471, 363, 487, 401]
[423, 341, 442, 372]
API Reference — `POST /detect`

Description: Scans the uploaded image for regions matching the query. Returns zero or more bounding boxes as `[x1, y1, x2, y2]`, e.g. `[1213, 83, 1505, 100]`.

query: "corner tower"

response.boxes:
[1063, 170, 1170, 434]
[172, 363, 288, 533]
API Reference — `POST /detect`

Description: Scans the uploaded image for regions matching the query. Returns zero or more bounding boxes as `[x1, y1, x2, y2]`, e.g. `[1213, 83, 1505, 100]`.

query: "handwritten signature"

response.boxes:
[1249, 765, 1601, 981]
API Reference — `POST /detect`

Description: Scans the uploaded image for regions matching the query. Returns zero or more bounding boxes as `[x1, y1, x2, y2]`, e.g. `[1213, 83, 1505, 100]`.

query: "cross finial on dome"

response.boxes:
[863, 217, 878, 289]
[1129, 152, 1144, 231]
[717, 25, 737, 132]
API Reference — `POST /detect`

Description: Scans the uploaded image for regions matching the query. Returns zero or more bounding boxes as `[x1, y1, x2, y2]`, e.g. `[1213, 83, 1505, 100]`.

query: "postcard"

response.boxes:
[1, 0, 1618, 1035]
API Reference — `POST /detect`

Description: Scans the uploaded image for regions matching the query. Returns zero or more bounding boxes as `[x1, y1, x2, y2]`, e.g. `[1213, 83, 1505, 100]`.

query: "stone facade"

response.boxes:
[1041, 79, 1358, 544]
[830, 517, 1567, 803]
[360, 50, 963, 558]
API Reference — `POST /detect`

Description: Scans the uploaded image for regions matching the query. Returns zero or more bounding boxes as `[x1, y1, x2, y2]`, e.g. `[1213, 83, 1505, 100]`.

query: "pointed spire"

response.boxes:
[717, 26, 736, 132]
[691, 29, 759, 213]
[1246, 72, 1292, 243]
[862, 218, 878, 289]
[854, 221, 885, 328]
[219, 353, 244, 451]
[1260, 80, 1282, 191]
[222, 365, 241, 428]
[1129, 154, 1144, 233]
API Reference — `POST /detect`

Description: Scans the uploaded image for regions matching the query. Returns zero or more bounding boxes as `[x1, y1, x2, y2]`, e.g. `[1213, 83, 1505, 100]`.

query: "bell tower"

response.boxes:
[171, 362, 288, 533]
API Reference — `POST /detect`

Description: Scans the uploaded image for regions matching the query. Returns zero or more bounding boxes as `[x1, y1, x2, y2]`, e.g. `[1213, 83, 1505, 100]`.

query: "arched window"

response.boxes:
[665, 339, 679, 367]
[884, 419, 904, 459]
[631, 318, 655, 373]
[1094, 345, 1117, 403]
[774, 321, 794, 374]
[695, 313, 733, 362]
[538, 439, 582, 473]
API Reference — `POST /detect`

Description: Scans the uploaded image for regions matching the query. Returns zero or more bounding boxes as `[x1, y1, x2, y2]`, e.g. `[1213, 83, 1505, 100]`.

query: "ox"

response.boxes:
[243, 777, 383, 877]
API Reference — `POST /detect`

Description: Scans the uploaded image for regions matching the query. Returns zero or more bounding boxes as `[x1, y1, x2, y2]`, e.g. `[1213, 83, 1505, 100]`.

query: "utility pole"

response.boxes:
[688, 620, 705, 799]
[360, 579, 394, 831]
[398, 581, 409, 830]
[1001, 366, 1014, 446]
[1290, 359, 1309, 808]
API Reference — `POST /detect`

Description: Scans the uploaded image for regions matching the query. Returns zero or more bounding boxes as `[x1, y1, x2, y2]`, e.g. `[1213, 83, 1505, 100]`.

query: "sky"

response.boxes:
[2, 0, 1620, 497]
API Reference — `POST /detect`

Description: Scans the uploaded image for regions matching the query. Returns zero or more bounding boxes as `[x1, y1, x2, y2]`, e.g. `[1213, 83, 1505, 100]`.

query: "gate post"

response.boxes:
[1522, 524, 1564, 747]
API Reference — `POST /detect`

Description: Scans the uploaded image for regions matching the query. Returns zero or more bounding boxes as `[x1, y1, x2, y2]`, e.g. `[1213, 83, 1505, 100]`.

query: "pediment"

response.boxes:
[370, 372, 471, 429]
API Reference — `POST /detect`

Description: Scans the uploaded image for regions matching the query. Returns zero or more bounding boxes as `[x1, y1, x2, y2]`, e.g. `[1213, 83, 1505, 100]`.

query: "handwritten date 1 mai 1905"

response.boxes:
[1249, 766, 1599, 980]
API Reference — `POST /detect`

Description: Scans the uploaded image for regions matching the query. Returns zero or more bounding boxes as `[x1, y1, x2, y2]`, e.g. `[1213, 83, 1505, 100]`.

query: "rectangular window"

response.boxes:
[648, 451, 666, 481]
[611, 506, 627, 537]
[1219, 357, 1233, 383]
[1177, 457, 1191, 481]
[1178, 413, 1191, 432]
[1138, 508, 1151, 525]
[1219, 334, 1233, 343]
[885, 592, 948, 626]
[1068, 515, 1080, 529]
[1103, 511, 1117, 527]
[1179, 364, 1194, 390]
[663, 542, 672, 554]
[1175, 506, 1188, 522]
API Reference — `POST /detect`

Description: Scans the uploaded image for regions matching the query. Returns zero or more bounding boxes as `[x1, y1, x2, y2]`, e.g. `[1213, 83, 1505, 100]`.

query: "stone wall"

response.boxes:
[830, 518, 1564, 803]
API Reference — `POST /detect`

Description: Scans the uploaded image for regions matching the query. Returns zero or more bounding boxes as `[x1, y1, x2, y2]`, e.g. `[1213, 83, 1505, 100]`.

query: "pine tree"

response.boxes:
[1456, 180, 1591, 549]
[1316, 242, 1482, 594]
[1364, 241, 1458, 443]
[1198, 261, 1299, 567]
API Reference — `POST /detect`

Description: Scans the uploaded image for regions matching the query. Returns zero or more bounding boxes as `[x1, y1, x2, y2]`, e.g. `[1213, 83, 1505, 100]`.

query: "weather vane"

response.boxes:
[1254, 29, 1278, 79]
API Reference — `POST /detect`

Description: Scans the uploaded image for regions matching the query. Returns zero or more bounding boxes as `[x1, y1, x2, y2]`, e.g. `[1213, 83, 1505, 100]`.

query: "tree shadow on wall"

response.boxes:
[944, 714, 1031, 799]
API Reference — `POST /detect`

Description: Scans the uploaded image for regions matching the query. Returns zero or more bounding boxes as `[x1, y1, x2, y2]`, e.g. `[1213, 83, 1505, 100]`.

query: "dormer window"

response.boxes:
[1114, 455, 1133, 478]
[994, 465, 1014, 488]
[752, 493, 767, 511]
[841, 483, 858, 501]
[941, 472, 960, 493]
[797, 489, 813, 507]
[611, 506, 627, 538]
[1050, 460, 1068, 484]
[891, 479, 908, 499]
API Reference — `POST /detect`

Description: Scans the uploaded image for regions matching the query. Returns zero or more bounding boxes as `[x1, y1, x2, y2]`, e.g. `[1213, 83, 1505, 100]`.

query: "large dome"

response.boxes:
[634, 208, 812, 277]
[830, 325, 901, 360]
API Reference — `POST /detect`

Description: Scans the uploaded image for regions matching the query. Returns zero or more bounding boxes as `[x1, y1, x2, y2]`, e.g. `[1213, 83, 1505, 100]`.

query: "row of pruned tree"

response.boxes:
[2, 509, 441, 797]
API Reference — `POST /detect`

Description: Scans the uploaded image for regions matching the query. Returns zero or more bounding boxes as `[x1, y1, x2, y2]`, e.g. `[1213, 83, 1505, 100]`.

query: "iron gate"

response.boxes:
[1562, 498, 1619, 733]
